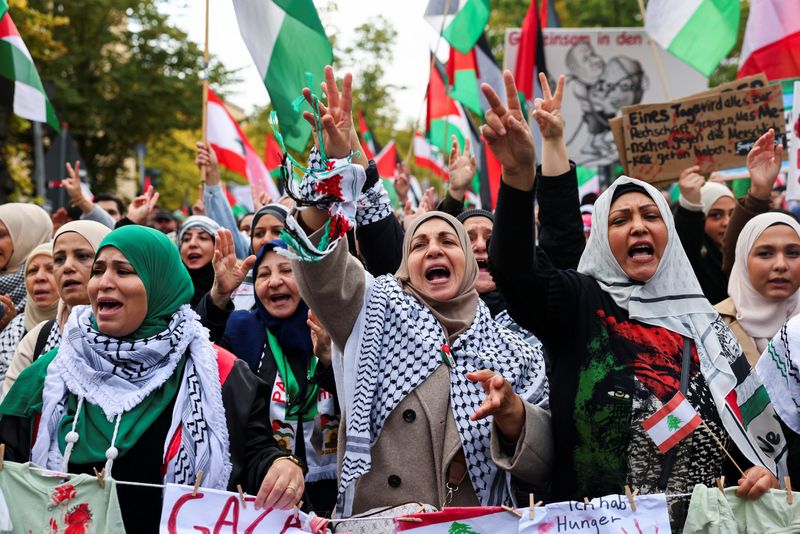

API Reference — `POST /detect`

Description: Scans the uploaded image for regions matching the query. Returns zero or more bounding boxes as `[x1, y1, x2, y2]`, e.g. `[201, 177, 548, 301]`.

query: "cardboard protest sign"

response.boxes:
[159, 483, 322, 533]
[622, 83, 785, 184]
[519, 494, 670, 534]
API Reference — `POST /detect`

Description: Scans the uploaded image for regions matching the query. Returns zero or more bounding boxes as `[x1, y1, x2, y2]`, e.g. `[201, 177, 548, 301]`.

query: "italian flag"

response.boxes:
[645, 0, 740, 77]
[0, 1, 59, 130]
[232, 0, 332, 153]
[207, 89, 280, 199]
[738, 0, 800, 80]
[424, 0, 490, 54]
[447, 34, 505, 118]
[394, 507, 519, 533]
[642, 391, 702, 454]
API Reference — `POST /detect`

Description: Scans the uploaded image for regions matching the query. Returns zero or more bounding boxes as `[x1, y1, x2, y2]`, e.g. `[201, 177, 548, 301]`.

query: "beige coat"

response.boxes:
[293, 228, 553, 513]
[715, 298, 761, 367]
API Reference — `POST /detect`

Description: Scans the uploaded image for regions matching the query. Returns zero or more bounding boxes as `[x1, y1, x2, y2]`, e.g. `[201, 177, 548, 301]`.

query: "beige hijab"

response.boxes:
[729, 212, 800, 352]
[52, 221, 112, 327]
[0, 203, 53, 273]
[22, 242, 58, 332]
[395, 211, 479, 342]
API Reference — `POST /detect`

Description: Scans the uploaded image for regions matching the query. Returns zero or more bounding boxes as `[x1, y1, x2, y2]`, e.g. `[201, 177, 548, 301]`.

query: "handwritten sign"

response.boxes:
[159, 483, 320, 534]
[518, 494, 671, 534]
[788, 81, 800, 201]
[622, 83, 785, 184]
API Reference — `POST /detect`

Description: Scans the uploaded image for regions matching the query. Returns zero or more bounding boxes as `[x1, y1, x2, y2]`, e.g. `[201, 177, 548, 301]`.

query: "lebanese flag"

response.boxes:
[374, 140, 397, 179]
[414, 133, 447, 179]
[642, 391, 702, 454]
[357, 111, 378, 160]
[207, 89, 280, 198]
[514, 0, 547, 103]
[394, 507, 519, 533]
[738, 0, 800, 80]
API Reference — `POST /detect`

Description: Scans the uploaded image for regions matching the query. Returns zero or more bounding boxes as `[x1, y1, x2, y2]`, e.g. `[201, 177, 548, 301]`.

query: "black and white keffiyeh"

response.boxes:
[758, 315, 800, 434]
[335, 273, 549, 517]
[32, 304, 231, 488]
[0, 314, 25, 379]
[356, 180, 393, 227]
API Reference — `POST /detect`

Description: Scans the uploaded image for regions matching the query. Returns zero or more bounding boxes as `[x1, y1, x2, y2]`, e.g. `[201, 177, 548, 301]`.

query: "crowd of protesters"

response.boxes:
[0, 66, 798, 533]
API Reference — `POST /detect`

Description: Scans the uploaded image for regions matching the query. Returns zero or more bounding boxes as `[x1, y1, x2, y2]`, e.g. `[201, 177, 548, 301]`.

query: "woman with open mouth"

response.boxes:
[0, 203, 53, 333]
[716, 213, 800, 366]
[0, 243, 59, 382]
[199, 237, 340, 516]
[0, 225, 302, 531]
[1, 221, 110, 398]
[486, 71, 787, 530]
[178, 215, 220, 308]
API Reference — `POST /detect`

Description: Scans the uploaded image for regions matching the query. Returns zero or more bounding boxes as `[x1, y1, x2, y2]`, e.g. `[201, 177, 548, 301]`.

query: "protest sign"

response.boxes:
[159, 483, 321, 534]
[787, 81, 800, 201]
[504, 28, 707, 167]
[622, 83, 785, 184]
[519, 494, 670, 534]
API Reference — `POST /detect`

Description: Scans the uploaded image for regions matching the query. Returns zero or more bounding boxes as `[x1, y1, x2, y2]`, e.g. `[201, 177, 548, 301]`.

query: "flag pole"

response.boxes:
[636, 0, 671, 100]
[201, 0, 210, 182]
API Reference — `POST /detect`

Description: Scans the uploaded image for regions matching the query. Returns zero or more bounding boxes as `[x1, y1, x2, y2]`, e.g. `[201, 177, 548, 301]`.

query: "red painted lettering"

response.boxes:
[167, 491, 206, 534]
[243, 506, 273, 534]
[213, 496, 240, 534]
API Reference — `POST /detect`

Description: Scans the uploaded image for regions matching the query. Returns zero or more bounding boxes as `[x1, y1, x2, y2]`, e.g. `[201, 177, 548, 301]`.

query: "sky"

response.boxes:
[165, 0, 446, 127]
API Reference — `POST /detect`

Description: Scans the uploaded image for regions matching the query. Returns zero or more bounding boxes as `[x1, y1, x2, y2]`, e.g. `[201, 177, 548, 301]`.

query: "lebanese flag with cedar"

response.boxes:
[738, 0, 800, 80]
[394, 507, 519, 533]
[642, 391, 702, 454]
[207, 88, 280, 198]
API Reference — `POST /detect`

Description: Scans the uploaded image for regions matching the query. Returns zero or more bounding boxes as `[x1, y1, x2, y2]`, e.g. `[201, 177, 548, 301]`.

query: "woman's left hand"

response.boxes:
[255, 457, 305, 510]
[735, 466, 780, 499]
[307, 309, 332, 368]
[467, 369, 525, 443]
[210, 229, 256, 309]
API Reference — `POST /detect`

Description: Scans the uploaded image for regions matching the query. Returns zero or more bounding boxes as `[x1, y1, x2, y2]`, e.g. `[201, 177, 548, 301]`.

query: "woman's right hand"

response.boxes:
[480, 71, 536, 191]
[210, 229, 256, 309]
[678, 165, 704, 205]
[127, 185, 159, 224]
[302, 65, 354, 160]
[747, 128, 783, 201]
[0, 294, 16, 331]
[196, 142, 221, 186]
[307, 310, 331, 368]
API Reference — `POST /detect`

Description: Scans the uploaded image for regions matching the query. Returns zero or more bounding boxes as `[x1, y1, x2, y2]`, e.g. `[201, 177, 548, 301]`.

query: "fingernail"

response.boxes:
[499, 127, 507, 135]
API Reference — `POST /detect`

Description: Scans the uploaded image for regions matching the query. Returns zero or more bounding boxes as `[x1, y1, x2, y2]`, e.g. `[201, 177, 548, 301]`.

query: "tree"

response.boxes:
[25, 0, 233, 192]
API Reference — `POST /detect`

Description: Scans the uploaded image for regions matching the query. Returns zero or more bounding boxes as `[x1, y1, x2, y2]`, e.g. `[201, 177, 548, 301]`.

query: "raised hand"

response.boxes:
[678, 165, 705, 206]
[196, 142, 221, 186]
[394, 166, 410, 203]
[448, 135, 477, 201]
[302, 65, 353, 159]
[62, 161, 92, 213]
[747, 129, 783, 201]
[533, 73, 565, 139]
[418, 187, 436, 214]
[127, 185, 160, 224]
[307, 309, 332, 368]
[0, 294, 17, 331]
[250, 180, 273, 211]
[480, 71, 536, 191]
[210, 229, 256, 309]
[467, 369, 525, 443]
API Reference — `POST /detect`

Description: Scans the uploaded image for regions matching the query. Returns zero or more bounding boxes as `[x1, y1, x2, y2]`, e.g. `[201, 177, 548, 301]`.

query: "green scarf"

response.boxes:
[94, 225, 194, 339]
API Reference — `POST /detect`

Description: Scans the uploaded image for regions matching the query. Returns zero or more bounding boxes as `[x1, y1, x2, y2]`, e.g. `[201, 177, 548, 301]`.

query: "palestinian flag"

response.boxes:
[0, 1, 59, 130]
[264, 132, 283, 179]
[514, 0, 548, 104]
[426, 57, 476, 158]
[394, 507, 519, 533]
[478, 138, 501, 209]
[645, 0, 739, 77]
[424, 0, 490, 54]
[642, 391, 701, 454]
[357, 111, 378, 160]
[576, 165, 600, 203]
[374, 140, 397, 179]
[207, 89, 280, 198]
[447, 33, 505, 118]
[414, 132, 447, 180]
[232, 0, 332, 152]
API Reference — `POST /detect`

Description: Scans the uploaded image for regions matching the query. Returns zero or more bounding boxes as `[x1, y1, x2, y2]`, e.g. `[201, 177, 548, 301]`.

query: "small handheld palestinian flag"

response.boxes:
[642, 391, 702, 454]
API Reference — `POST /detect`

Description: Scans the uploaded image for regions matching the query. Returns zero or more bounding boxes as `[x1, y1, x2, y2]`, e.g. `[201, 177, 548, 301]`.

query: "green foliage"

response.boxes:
[24, 0, 234, 192]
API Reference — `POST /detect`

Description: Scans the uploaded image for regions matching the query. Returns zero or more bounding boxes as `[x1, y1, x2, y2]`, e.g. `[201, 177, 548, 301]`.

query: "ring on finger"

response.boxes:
[286, 485, 297, 493]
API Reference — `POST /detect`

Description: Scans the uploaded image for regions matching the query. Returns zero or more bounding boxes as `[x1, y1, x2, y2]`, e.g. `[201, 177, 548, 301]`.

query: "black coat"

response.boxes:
[673, 205, 728, 305]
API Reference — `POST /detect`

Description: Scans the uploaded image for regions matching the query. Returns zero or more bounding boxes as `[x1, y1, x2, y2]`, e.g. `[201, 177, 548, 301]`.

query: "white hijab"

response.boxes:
[729, 213, 800, 351]
[578, 176, 788, 478]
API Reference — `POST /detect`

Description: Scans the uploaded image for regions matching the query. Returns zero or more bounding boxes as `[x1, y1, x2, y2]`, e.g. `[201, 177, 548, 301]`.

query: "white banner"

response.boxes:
[504, 28, 707, 167]
[519, 494, 671, 533]
[788, 81, 800, 201]
[159, 483, 321, 533]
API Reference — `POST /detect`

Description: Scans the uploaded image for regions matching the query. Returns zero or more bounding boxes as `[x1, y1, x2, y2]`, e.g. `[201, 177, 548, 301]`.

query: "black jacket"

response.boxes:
[673, 205, 728, 305]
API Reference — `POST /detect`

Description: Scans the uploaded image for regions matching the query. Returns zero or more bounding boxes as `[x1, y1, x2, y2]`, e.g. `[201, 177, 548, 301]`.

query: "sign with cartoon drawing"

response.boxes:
[504, 28, 707, 167]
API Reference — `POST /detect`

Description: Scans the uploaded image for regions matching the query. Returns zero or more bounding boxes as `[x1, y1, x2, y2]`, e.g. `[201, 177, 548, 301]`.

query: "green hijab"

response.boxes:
[95, 225, 194, 339]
